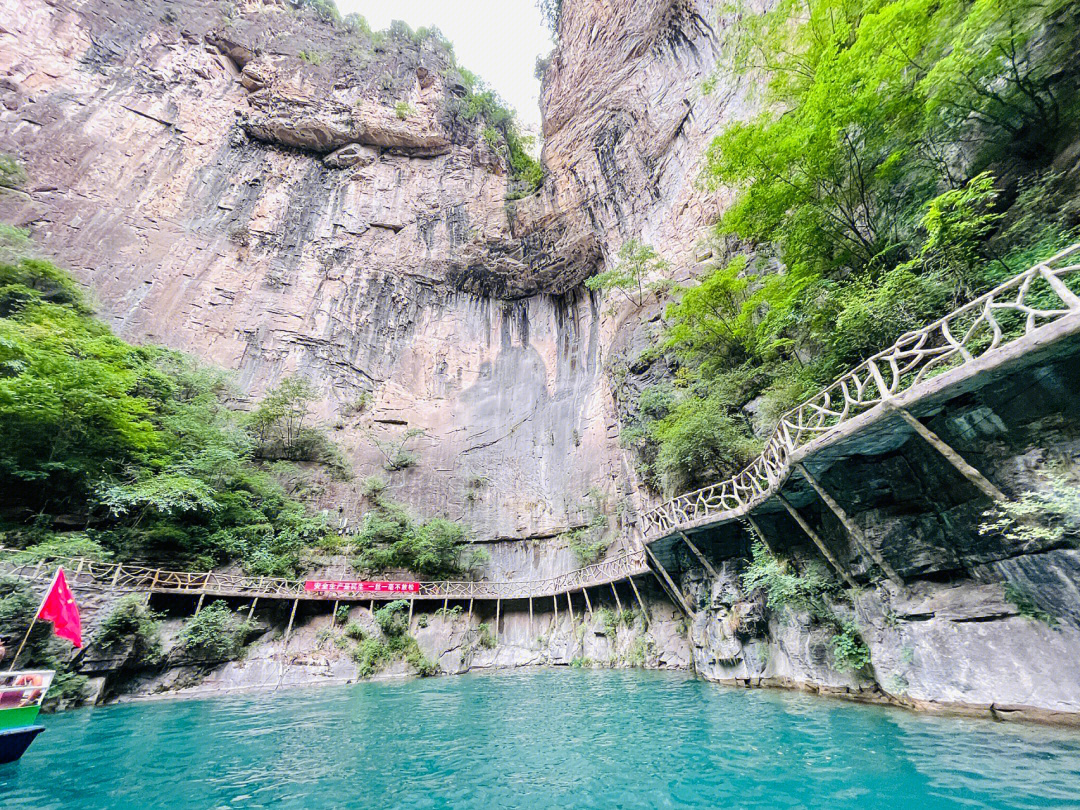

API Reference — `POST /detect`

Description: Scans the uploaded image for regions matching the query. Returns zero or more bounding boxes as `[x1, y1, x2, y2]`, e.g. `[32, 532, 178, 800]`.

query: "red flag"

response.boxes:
[37, 568, 82, 648]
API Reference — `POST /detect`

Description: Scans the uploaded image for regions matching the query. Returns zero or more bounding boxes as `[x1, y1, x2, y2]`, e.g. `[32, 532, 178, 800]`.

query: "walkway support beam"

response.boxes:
[642, 544, 693, 616]
[284, 598, 299, 645]
[678, 531, 717, 579]
[796, 463, 903, 584]
[777, 493, 858, 588]
[894, 407, 1007, 502]
[627, 576, 650, 627]
[611, 583, 623, 614]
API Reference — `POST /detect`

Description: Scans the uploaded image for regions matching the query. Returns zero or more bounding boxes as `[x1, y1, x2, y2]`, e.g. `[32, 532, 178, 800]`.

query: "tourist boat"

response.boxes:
[0, 670, 53, 764]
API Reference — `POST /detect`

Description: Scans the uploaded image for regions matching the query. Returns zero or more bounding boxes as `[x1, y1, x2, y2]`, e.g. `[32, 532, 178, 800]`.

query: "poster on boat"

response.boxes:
[304, 580, 421, 594]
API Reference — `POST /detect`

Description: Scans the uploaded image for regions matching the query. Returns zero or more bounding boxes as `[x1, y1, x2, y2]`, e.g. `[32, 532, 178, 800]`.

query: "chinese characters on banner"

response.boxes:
[303, 580, 421, 594]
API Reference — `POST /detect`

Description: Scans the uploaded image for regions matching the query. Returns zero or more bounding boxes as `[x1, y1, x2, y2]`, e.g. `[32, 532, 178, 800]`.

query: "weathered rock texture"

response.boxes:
[0, 0, 638, 554]
[79, 582, 690, 701]
[679, 352, 1080, 723]
[4, 0, 1080, 722]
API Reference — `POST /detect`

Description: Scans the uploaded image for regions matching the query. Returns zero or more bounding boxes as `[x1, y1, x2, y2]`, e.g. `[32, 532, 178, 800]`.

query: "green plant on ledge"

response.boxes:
[1003, 583, 1059, 627]
[178, 601, 255, 661]
[95, 594, 164, 665]
[563, 488, 612, 566]
[475, 622, 496, 649]
[741, 542, 872, 674]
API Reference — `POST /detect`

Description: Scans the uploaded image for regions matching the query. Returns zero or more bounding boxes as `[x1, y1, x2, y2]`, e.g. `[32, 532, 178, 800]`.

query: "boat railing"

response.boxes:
[0, 671, 53, 710]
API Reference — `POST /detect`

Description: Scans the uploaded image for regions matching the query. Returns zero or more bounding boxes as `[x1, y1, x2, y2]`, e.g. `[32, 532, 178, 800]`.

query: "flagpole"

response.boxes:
[7, 567, 60, 673]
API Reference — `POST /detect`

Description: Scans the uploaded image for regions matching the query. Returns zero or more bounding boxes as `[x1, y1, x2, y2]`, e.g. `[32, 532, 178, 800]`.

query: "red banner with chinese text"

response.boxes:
[303, 580, 421, 594]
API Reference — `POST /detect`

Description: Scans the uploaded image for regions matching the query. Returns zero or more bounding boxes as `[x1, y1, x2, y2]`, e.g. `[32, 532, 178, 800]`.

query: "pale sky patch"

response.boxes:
[337, 0, 554, 130]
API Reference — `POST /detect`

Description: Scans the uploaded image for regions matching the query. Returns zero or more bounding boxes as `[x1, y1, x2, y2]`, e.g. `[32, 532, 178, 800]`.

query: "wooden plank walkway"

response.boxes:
[639, 243, 1080, 543]
[0, 549, 650, 603]
[2, 250, 1078, 606]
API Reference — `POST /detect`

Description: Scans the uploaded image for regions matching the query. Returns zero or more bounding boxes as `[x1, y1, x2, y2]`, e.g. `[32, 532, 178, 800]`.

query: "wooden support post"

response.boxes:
[331, 600, 339, 624]
[495, 599, 501, 642]
[796, 462, 902, 584]
[643, 544, 693, 616]
[528, 597, 534, 638]
[553, 593, 559, 625]
[468, 598, 474, 621]
[582, 587, 593, 615]
[74, 558, 85, 584]
[678, 531, 718, 578]
[777, 493, 858, 588]
[895, 407, 1006, 502]
[194, 593, 205, 616]
[566, 591, 575, 626]
[247, 598, 258, 622]
[744, 515, 778, 555]
[627, 576, 650, 627]
[611, 583, 623, 614]
[408, 598, 414, 628]
[369, 599, 375, 614]
[110, 565, 122, 588]
[284, 598, 299, 646]
[442, 596, 449, 614]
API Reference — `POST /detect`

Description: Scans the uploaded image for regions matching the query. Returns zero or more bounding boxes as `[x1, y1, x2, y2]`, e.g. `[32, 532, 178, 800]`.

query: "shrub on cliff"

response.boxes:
[351, 499, 484, 579]
[178, 601, 255, 661]
[96, 594, 164, 665]
[0, 153, 25, 191]
[0, 226, 347, 576]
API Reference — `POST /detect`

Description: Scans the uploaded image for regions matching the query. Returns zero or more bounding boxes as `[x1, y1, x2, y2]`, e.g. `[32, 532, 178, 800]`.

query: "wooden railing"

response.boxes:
[640, 243, 1080, 540]
[0, 548, 650, 602]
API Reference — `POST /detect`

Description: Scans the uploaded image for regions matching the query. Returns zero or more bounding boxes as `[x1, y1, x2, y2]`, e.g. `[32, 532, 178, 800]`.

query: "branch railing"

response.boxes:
[640, 243, 1080, 540]
[0, 548, 650, 602]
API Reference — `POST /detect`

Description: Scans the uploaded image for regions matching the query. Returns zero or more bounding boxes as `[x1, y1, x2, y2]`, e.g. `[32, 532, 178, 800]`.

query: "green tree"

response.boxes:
[585, 240, 671, 308]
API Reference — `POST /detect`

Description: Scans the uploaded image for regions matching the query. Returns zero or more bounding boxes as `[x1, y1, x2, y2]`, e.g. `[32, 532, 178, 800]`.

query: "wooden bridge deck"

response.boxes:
[639, 243, 1080, 546]
[0, 549, 651, 603]
[3, 249, 1078, 608]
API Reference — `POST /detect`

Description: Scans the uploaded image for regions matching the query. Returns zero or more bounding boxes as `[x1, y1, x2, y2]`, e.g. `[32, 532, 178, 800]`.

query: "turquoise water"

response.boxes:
[2, 670, 1079, 809]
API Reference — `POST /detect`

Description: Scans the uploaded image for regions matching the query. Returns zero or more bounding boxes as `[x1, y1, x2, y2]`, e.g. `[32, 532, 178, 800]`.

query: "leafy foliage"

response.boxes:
[374, 600, 410, 636]
[741, 542, 840, 621]
[352, 495, 482, 579]
[0, 228, 346, 577]
[0, 153, 25, 191]
[475, 622, 497, 649]
[562, 489, 611, 565]
[617, 0, 1080, 499]
[95, 594, 163, 664]
[178, 601, 255, 660]
[366, 426, 425, 472]
[831, 620, 872, 672]
[1003, 583, 1058, 626]
[980, 470, 1080, 549]
[585, 240, 672, 309]
[741, 543, 873, 674]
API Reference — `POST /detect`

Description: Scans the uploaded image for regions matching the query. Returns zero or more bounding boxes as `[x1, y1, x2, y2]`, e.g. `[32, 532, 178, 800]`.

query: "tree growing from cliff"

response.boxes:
[586, 240, 672, 310]
[367, 426, 426, 472]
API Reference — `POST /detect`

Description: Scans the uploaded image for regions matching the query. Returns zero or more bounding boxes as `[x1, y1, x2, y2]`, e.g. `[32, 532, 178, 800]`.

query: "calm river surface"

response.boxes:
[2, 669, 1079, 809]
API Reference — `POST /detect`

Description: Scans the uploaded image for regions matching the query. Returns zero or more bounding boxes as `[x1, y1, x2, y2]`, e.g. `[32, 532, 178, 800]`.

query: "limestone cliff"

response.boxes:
[4, 0, 1080, 722]
[0, 0, 620, 560]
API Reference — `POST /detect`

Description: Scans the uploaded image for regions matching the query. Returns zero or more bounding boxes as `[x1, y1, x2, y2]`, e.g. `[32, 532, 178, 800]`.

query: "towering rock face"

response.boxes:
[0, 0, 732, 561]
